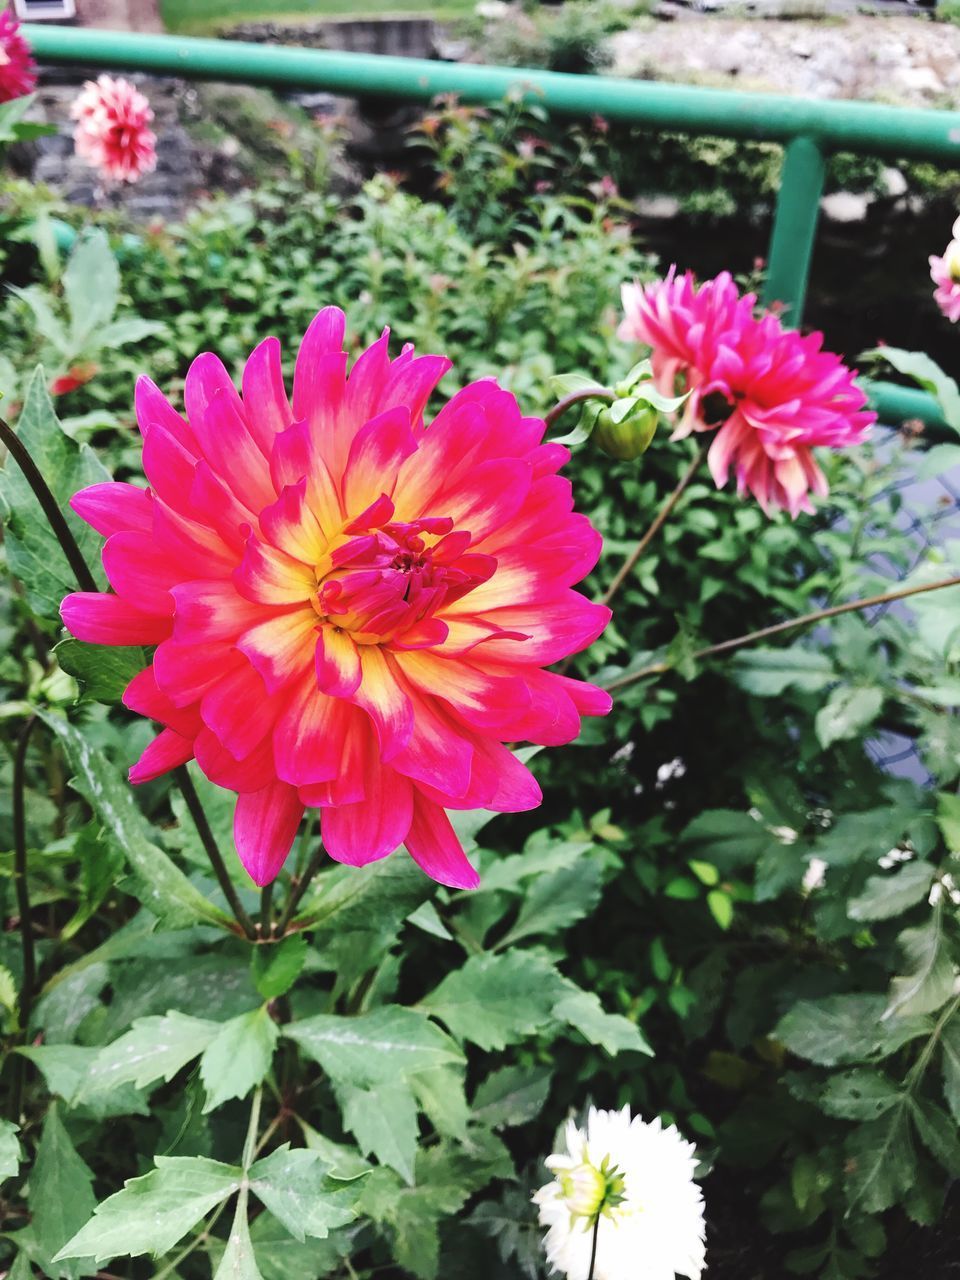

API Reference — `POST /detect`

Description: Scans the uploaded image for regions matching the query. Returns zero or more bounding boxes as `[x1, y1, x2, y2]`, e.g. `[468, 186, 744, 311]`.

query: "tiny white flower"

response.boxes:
[533, 1107, 706, 1280]
[802, 857, 828, 892]
[655, 757, 686, 789]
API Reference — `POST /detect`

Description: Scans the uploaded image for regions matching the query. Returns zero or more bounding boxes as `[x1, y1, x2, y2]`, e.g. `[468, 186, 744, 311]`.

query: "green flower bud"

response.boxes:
[592, 399, 659, 462]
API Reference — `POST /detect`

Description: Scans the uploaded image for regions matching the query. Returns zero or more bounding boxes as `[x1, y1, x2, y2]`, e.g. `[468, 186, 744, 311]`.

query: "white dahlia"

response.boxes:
[533, 1106, 707, 1280]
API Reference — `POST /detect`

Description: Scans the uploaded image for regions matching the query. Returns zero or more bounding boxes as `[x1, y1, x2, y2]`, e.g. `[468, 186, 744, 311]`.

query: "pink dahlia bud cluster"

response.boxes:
[0, 9, 37, 104]
[930, 215, 960, 324]
[61, 309, 612, 889]
[71, 74, 157, 184]
[619, 268, 875, 518]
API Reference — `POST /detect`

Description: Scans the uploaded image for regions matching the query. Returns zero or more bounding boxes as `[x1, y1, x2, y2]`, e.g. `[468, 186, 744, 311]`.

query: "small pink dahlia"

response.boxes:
[0, 9, 37, 104]
[930, 216, 960, 324]
[71, 75, 157, 184]
[61, 309, 611, 889]
[619, 268, 874, 518]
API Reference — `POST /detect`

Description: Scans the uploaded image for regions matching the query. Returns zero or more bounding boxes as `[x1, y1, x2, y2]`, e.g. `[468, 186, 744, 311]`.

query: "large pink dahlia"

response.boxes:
[61, 309, 611, 889]
[71, 75, 157, 184]
[619, 268, 874, 518]
[0, 9, 36, 104]
[930, 216, 960, 324]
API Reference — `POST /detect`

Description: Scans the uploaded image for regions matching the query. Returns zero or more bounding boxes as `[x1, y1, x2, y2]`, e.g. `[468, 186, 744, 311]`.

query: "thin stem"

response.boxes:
[259, 883, 274, 940]
[276, 843, 326, 936]
[0, 414, 98, 594]
[174, 767, 257, 941]
[600, 446, 708, 609]
[10, 715, 37, 1121]
[587, 1215, 600, 1280]
[242, 1086, 263, 1169]
[605, 573, 960, 693]
[544, 387, 615, 432]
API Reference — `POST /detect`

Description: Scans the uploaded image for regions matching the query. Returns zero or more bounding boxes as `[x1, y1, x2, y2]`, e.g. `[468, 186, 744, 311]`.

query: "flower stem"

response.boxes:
[10, 715, 38, 1120]
[259, 882, 274, 940]
[0, 414, 98, 594]
[276, 844, 326, 936]
[544, 387, 615, 432]
[587, 1215, 600, 1280]
[605, 573, 960, 693]
[174, 766, 257, 942]
[600, 445, 708, 609]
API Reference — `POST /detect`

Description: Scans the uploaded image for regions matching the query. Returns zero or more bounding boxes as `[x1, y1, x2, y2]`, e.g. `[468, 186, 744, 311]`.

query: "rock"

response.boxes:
[892, 65, 944, 96]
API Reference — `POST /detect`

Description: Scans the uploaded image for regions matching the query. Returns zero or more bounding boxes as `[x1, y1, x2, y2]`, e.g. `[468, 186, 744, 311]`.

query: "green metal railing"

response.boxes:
[23, 23, 960, 433]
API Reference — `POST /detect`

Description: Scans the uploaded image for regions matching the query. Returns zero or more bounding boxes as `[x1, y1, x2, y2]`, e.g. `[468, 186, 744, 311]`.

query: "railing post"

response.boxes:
[762, 135, 826, 325]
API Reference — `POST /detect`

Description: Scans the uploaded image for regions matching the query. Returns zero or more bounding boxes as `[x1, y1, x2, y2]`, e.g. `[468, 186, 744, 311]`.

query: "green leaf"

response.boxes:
[63, 229, 120, 349]
[30, 1106, 97, 1280]
[214, 1194, 263, 1280]
[731, 646, 836, 696]
[496, 860, 603, 947]
[478, 840, 589, 894]
[248, 1146, 359, 1241]
[55, 1156, 241, 1264]
[200, 1007, 279, 1113]
[815, 686, 884, 750]
[843, 1107, 915, 1214]
[97, 317, 167, 349]
[38, 709, 232, 931]
[885, 907, 956, 1020]
[0, 1120, 21, 1187]
[937, 792, 960, 851]
[338, 1081, 418, 1183]
[0, 368, 108, 618]
[421, 952, 566, 1050]
[411, 1064, 470, 1140]
[940, 1018, 960, 1124]
[472, 1065, 553, 1129]
[820, 1069, 902, 1121]
[252, 935, 307, 1000]
[552, 987, 653, 1056]
[848, 861, 935, 921]
[77, 1011, 220, 1100]
[679, 809, 772, 873]
[910, 1097, 960, 1176]
[863, 346, 960, 432]
[776, 995, 889, 1066]
[707, 890, 734, 930]
[54, 638, 144, 705]
[286, 1005, 462, 1088]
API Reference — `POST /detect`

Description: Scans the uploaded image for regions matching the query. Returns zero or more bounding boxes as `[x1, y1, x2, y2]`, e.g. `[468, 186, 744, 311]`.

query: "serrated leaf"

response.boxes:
[776, 995, 889, 1066]
[910, 1097, 960, 1176]
[940, 1018, 960, 1124]
[55, 1156, 241, 1264]
[815, 686, 884, 749]
[248, 1146, 359, 1241]
[38, 709, 232, 930]
[214, 1193, 263, 1280]
[17, 1044, 148, 1119]
[78, 1011, 220, 1100]
[338, 1081, 418, 1183]
[411, 1064, 470, 1140]
[421, 952, 566, 1051]
[54, 638, 145, 704]
[843, 1107, 914, 1214]
[472, 1065, 553, 1129]
[0, 1120, 21, 1187]
[63, 229, 120, 348]
[820, 1069, 902, 1121]
[97, 318, 166, 348]
[200, 1007, 279, 1113]
[252, 936, 307, 1000]
[478, 841, 589, 894]
[937, 792, 960, 852]
[30, 1106, 97, 1280]
[497, 860, 603, 947]
[285, 1005, 462, 1087]
[884, 908, 956, 1020]
[680, 808, 773, 873]
[731, 647, 836, 696]
[0, 368, 108, 617]
[848, 861, 935, 921]
[552, 987, 653, 1056]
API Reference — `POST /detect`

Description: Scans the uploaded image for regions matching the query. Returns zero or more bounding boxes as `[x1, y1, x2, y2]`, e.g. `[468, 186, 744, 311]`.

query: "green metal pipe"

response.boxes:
[762, 136, 826, 322]
[866, 381, 950, 438]
[23, 25, 960, 162]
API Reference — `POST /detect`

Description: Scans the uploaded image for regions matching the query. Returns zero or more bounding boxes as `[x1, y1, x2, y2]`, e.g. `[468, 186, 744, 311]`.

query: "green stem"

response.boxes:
[544, 387, 615, 432]
[242, 1086, 263, 1170]
[10, 716, 38, 1121]
[0, 414, 98, 594]
[604, 573, 960, 693]
[259, 882, 274, 940]
[174, 767, 257, 942]
[587, 1215, 600, 1280]
[276, 843, 326, 936]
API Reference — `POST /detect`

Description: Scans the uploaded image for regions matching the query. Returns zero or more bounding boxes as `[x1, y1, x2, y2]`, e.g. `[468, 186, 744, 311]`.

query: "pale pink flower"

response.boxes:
[0, 9, 36, 104]
[930, 215, 960, 324]
[61, 309, 611, 889]
[619, 268, 874, 518]
[71, 75, 157, 184]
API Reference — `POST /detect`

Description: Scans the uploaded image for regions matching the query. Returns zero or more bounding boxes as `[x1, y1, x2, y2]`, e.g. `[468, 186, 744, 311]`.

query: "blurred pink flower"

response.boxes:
[620, 268, 874, 518]
[0, 9, 36, 103]
[930, 216, 960, 323]
[61, 308, 611, 889]
[71, 75, 157, 184]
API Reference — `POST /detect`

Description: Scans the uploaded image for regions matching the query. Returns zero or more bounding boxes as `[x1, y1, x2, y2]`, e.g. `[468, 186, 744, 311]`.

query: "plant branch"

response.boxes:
[259, 882, 274, 941]
[544, 387, 615, 432]
[605, 573, 960, 693]
[600, 445, 708, 609]
[10, 715, 38, 1121]
[0, 414, 98, 594]
[174, 767, 257, 941]
[276, 843, 326, 936]
[587, 1216, 600, 1280]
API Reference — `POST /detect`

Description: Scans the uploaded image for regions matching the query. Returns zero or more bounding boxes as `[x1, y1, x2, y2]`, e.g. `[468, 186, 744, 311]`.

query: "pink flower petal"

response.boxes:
[234, 781, 304, 885]
[61, 592, 172, 645]
[405, 794, 479, 889]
